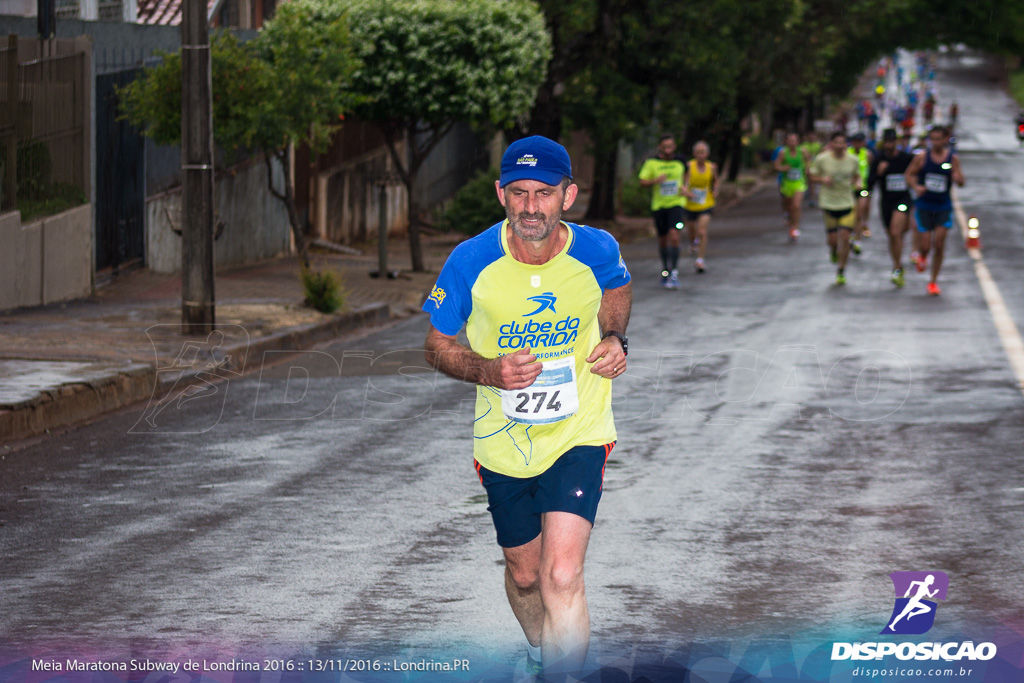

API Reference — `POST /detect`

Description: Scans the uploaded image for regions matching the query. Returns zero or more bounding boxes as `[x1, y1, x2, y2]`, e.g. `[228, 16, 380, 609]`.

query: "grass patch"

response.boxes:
[18, 183, 87, 222]
[300, 268, 346, 314]
[1010, 68, 1024, 108]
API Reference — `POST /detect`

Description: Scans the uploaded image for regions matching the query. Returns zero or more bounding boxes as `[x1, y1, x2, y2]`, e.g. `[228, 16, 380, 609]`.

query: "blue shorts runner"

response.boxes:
[475, 442, 614, 548]
[916, 208, 952, 232]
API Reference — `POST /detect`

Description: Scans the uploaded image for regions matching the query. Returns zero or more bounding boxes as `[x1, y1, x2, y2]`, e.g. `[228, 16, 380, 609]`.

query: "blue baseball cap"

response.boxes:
[499, 135, 573, 188]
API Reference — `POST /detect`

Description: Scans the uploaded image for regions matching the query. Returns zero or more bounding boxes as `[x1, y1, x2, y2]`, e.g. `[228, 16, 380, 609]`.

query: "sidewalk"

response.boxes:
[0, 236, 455, 444]
[0, 172, 770, 445]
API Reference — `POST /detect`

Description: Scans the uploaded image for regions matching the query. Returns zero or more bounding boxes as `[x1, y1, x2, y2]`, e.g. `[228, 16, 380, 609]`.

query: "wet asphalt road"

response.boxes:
[1, 52, 1023, 675]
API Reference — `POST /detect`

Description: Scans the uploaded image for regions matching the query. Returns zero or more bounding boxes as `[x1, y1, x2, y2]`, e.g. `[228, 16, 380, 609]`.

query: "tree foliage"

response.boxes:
[119, 0, 362, 270]
[520, 0, 1024, 213]
[338, 0, 552, 271]
[119, 31, 267, 149]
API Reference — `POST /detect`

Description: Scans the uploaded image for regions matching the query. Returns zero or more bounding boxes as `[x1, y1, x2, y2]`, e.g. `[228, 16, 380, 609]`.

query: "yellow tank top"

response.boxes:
[685, 159, 715, 210]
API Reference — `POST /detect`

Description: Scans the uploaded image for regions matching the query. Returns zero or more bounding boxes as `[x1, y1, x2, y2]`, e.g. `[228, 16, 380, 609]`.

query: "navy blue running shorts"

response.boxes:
[474, 442, 614, 548]
[652, 206, 684, 237]
[915, 208, 952, 233]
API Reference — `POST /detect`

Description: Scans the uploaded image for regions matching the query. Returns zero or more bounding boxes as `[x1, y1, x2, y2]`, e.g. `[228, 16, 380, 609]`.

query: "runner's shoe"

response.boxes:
[927, 281, 941, 296]
[836, 271, 847, 285]
[661, 270, 670, 288]
[891, 268, 905, 287]
[526, 652, 543, 678]
[830, 249, 838, 264]
[695, 258, 706, 274]
[669, 269, 680, 289]
[851, 240, 863, 255]
[788, 227, 800, 243]
[914, 253, 927, 273]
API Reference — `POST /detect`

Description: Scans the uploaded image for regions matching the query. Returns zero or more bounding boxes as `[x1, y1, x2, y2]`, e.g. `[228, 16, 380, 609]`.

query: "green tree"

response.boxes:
[120, 0, 362, 270]
[339, 0, 552, 272]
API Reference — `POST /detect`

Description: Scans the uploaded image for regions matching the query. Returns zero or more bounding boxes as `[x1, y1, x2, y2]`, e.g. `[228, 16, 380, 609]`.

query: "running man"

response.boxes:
[888, 574, 939, 631]
[848, 132, 874, 248]
[423, 135, 631, 679]
[638, 134, 686, 288]
[773, 132, 809, 242]
[905, 125, 964, 295]
[683, 141, 719, 273]
[810, 132, 861, 285]
[868, 128, 916, 287]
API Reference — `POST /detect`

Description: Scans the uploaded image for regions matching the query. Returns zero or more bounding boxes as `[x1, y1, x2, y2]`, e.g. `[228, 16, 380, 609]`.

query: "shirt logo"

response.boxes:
[881, 571, 949, 635]
[524, 292, 557, 316]
[530, 275, 541, 288]
[428, 285, 446, 308]
[516, 154, 538, 167]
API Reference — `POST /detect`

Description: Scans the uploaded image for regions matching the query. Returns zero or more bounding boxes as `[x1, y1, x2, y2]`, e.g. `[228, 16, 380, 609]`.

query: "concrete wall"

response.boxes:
[316, 144, 408, 245]
[0, 204, 92, 312]
[147, 156, 290, 274]
[0, 211, 41, 310]
[311, 122, 488, 246]
[412, 121, 489, 210]
[0, 1, 36, 17]
[42, 204, 93, 302]
[0, 16, 182, 53]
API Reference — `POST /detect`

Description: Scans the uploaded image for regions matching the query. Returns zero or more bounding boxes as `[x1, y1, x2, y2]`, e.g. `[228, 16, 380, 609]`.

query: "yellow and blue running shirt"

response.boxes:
[424, 220, 631, 479]
[638, 157, 686, 211]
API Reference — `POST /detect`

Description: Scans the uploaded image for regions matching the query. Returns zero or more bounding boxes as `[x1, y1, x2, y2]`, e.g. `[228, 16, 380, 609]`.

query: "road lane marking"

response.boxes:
[952, 188, 1024, 395]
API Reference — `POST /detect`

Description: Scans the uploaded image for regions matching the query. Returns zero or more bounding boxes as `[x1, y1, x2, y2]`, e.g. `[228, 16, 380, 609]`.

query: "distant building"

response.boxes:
[0, 0, 276, 28]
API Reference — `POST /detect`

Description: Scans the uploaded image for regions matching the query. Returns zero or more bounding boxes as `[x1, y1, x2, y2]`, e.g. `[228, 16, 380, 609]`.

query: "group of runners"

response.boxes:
[637, 134, 719, 285]
[416, 46, 966, 679]
[638, 122, 964, 295]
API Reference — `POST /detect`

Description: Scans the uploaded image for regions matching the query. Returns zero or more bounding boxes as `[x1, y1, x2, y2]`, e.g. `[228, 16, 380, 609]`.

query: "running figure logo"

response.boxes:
[881, 571, 949, 635]
[524, 292, 557, 316]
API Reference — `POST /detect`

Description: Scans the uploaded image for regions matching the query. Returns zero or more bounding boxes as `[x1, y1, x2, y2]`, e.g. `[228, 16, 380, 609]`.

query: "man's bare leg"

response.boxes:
[930, 226, 947, 285]
[503, 535, 543, 648]
[837, 228, 852, 269]
[538, 511, 593, 677]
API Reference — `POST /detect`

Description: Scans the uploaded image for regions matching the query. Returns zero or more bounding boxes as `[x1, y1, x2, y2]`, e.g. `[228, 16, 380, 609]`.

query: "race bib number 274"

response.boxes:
[501, 356, 579, 425]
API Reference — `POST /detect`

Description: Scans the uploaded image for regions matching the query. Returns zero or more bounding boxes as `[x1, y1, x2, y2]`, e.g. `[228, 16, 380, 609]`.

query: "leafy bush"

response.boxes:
[744, 133, 774, 168]
[619, 173, 650, 217]
[301, 268, 346, 313]
[17, 141, 52, 199]
[435, 167, 506, 235]
[0, 140, 56, 202]
[18, 183, 86, 222]
[1011, 67, 1024, 108]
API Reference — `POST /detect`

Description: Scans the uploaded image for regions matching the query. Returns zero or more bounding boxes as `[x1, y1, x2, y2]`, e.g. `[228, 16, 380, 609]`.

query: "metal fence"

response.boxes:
[0, 36, 86, 216]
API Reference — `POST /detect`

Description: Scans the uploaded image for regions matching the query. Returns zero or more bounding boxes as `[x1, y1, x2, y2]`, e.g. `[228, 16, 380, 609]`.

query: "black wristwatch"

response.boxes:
[602, 331, 628, 356]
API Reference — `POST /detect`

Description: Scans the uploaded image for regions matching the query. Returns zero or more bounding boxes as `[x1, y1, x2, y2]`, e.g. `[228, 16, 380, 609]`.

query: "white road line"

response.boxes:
[952, 188, 1024, 395]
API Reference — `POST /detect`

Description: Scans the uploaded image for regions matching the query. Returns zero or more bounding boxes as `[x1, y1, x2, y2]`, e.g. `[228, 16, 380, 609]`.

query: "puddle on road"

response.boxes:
[456, 494, 488, 508]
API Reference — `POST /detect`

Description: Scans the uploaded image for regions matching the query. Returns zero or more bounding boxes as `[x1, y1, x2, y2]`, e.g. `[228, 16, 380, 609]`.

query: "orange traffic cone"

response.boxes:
[965, 216, 981, 249]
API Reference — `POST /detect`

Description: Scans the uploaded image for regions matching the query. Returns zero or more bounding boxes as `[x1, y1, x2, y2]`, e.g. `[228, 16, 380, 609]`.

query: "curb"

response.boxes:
[0, 364, 155, 443]
[0, 302, 393, 444]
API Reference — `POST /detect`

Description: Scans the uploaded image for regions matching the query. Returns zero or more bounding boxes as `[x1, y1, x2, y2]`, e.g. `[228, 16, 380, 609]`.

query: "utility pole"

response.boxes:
[180, 0, 215, 334]
[37, 0, 54, 41]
